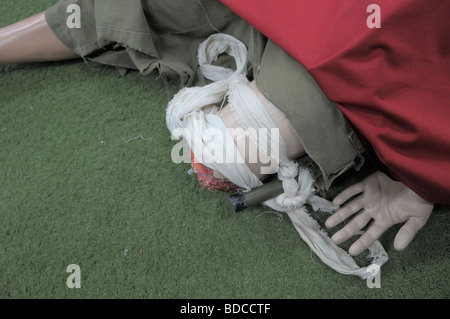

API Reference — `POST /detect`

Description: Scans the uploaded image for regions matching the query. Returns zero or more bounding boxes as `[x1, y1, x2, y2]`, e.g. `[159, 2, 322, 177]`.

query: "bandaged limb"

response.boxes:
[0, 12, 79, 65]
[216, 81, 305, 181]
[167, 34, 389, 278]
[326, 171, 434, 255]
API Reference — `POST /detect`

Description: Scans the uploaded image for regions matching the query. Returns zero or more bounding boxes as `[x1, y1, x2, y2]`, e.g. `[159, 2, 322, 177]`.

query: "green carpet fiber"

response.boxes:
[1, 1, 449, 299]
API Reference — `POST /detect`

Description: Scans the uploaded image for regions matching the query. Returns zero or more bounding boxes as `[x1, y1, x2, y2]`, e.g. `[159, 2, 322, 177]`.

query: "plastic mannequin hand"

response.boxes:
[325, 171, 434, 256]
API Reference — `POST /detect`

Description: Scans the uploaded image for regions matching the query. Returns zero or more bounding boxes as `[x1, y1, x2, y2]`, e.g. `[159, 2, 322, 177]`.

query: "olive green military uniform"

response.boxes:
[46, 0, 365, 192]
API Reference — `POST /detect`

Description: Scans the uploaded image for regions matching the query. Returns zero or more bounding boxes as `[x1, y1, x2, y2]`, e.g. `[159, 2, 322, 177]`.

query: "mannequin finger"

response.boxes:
[332, 182, 365, 206]
[348, 223, 386, 256]
[325, 195, 366, 228]
[330, 210, 371, 245]
[393, 217, 427, 251]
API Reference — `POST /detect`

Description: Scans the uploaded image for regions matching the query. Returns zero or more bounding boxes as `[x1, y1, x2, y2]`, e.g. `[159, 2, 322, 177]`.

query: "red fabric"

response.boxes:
[221, 0, 450, 204]
[191, 152, 242, 192]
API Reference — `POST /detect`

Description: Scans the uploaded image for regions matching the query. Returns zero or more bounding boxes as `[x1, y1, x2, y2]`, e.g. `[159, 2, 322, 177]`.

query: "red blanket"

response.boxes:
[221, 0, 450, 204]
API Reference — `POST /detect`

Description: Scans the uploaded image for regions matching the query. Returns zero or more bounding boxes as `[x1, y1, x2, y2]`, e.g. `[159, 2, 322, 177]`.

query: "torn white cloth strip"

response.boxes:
[264, 167, 388, 279]
[166, 34, 262, 190]
[165, 33, 388, 279]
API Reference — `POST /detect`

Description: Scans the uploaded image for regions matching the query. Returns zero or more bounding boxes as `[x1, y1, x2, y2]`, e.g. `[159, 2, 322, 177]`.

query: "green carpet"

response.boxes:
[1, 0, 449, 299]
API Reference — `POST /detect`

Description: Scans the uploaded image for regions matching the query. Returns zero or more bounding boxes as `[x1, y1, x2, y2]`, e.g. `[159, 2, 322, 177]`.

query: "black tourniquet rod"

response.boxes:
[228, 178, 284, 213]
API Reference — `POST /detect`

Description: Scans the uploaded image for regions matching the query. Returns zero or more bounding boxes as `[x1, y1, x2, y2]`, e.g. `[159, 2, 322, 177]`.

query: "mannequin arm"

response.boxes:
[0, 12, 79, 65]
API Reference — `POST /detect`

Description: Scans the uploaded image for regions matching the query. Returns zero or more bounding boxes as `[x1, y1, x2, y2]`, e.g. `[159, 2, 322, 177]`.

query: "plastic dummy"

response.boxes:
[0, 7, 434, 256]
[218, 82, 434, 255]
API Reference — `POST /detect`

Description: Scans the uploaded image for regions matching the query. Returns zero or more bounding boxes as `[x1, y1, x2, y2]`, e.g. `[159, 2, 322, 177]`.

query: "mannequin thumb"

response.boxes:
[393, 218, 424, 251]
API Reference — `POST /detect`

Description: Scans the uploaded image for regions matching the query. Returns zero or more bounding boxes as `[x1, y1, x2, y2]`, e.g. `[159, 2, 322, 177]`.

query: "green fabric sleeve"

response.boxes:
[255, 41, 365, 192]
